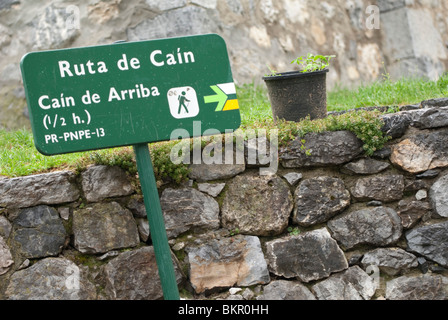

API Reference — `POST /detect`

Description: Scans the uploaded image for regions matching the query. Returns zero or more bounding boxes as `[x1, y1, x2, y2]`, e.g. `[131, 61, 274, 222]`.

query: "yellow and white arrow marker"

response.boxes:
[204, 82, 239, 112]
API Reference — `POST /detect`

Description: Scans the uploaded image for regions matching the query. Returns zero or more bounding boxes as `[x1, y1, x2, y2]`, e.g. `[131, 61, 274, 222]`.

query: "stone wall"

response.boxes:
[1, 101, 448, 300]
[1, 0, 448, 130]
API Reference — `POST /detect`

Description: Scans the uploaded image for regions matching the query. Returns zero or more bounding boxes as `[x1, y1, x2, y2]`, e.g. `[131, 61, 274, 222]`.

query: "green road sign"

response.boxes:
[20, 34, 241, 155]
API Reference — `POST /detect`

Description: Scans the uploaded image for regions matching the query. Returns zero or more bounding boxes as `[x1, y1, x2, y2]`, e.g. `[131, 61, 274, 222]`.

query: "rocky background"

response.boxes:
[1, 0, 448, 130]
[1, 100, 448, 300]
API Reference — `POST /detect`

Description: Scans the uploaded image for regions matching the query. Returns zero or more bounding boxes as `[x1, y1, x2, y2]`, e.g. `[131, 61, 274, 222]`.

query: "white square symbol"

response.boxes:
[167, 86, 200, 119]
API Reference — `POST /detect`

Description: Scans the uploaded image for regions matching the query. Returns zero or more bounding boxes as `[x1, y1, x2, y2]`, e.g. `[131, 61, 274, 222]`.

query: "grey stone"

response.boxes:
[0, 171, 80, 208]
[391, 128, 448, 174]
[421, 98, 448, 108]
[160, 188, 220, 239]
[372, 147, 391, 159]
[415, 189, 427, 201]
[126, 196, 147, 218]
[0, 236, 13, 275]
[282, 172, 302, 186]
[293, 176, 350, 227]
[342, 158, 390, 175]
[381, 7, 447, 80]
[328, 207, 402, 250]
[31, 4, 80, 50]
[58, 207, 70, 220]
[429, 174, 448, 218]
[266, 228, 348, 282]
[381, 112, 412, 139]
[127, 6, 218, 41]
[81, 165, 134, 203]
[136, 218, 150, 242]
[361, 248, 418, 276]
[397, 200, 431, 229]
[406, 221, 448, 267]
[416, 169, 440, 179]
[411, 107, 448, 129]
[11, 205, 67, 259]
[145, 0, 187, 11]
[102, 246, 184, 300]
[280, 131, 363, 168]
[0, 215, 12, 239]
[386, 274, 448, 300]
[312, 266, 378, 300]
[222, 173, 293, 236]
[188, 162, 246, 182]
[72, 202, 139, 254]
[257, 280, 316, 300]
[377, 0, 406, 13]
[367, 200, 383, 207]
[197, 182, 226, 197]
[242, 288, 254, 300]
[6, 257, 96, 300]
[404, 179, 429, 192]
[187, 235, 270, 294]
[351, 175, 404, 202]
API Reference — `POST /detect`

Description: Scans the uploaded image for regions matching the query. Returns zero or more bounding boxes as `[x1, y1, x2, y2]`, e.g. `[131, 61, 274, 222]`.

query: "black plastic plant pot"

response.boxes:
[262, 69, 329, 122]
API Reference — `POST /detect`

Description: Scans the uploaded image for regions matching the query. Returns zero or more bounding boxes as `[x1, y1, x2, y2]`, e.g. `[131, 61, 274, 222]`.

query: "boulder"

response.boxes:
[390, 128, 448, 173]
[257, 280, 316, 300]
[0, 236, 13, 275]
[188, 162, 246, 182]
[411, 107, 448, 129]
[429, 174, 448, 218]
[406, 221, 448, 267]
[397, 200, 431, 229]
[341, 158, 390, 175]
[351, 175, 404, 202]
[0, 171, 79, 208]
[10, 205, 67, 259]
[328, 207, 402, 250]
[81, 165, 134, 202]
[265, 228, 348, 282]
[280, 131, 363, 168]
[380, 111, 411, 139]
[293, 176, 350, 226]
[102, 246, 184, 300]
[0, 215, 12, 239]
[221, 173, 293, 236]
[282, 172, 303, 186]
[160, 188, 220, 238]
[197, 183, 226, 197]
[312, 266, 378, 300]
[386, 274, 448, 300]
[5, 257, 96, 300]
[72, 202, 139, 254]
[360, 247, 418, 276]
[187, 235, 270, 294]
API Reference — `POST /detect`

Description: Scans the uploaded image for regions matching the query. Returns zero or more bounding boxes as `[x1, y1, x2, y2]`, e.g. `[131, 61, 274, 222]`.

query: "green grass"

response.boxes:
[236, 82, 273, 125]
[328, 73, 448, 111]
[1, 75, 447, 178]
[0, 128, 123, 177]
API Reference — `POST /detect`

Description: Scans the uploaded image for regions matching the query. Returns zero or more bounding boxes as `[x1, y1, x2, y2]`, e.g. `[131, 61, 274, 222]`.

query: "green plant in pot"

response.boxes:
[263, 53, 336, 122]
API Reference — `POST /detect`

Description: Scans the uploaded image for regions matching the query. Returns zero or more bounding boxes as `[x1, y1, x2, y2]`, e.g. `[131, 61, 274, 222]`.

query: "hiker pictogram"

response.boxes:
[178, 91, 190, 114]
[167, 86, 200, 119]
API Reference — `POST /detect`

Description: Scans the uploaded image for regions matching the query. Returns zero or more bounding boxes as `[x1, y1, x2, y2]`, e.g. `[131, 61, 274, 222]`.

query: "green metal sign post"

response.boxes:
[20, 34, 241, 300]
